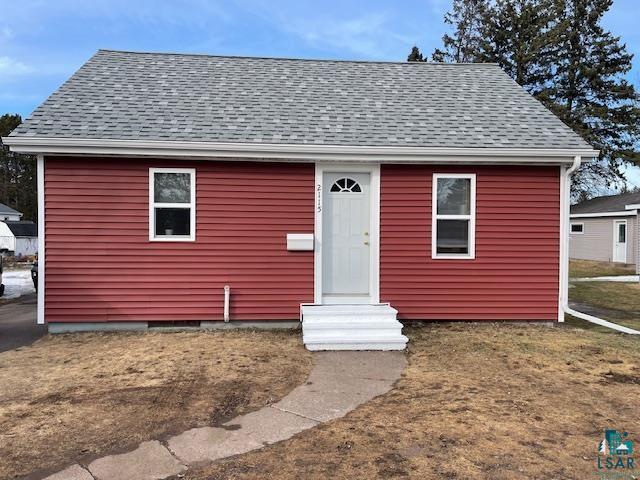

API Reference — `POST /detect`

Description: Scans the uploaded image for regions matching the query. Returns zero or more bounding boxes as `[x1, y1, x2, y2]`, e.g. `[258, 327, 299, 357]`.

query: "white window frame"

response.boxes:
[432, 173, 476, 259]
[149, 167, 196, 242]
[570, 222, 584, 234]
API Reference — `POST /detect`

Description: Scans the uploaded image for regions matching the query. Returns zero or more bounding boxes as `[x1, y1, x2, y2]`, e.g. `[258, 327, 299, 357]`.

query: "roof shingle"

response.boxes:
[571, 192, 640, 214]
[4, 221, 37, 237]
[0, 203, 21, 216]
[9, 50, 592, 149]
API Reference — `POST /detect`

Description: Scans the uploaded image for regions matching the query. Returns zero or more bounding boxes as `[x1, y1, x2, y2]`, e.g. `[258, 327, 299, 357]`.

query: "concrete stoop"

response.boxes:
[41, 351, 406, 480]
[301, 304, 408, 351]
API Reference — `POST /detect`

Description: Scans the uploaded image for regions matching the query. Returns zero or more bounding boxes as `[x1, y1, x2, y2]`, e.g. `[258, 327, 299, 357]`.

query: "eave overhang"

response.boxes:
[570, 210, 637, 218]
[2, 137, 600, 164]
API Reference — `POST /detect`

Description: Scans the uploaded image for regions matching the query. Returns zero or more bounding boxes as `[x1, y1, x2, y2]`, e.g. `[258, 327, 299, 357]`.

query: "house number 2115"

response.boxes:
[316, 184, 322, 212]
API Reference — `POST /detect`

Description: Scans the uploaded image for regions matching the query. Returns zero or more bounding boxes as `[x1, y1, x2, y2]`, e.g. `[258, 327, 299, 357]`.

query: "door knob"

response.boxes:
[364, 232, 369, 236]
[364, 241, 370, 246]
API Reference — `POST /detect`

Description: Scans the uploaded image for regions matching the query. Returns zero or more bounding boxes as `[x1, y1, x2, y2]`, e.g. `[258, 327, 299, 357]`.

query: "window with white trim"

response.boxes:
[432, 174, 476, 259]
[149, 168, 196, 241]
[570, 223, 584, 234]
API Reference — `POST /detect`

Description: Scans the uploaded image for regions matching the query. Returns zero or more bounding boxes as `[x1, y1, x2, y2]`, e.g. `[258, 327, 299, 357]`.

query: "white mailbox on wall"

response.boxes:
[287, 233, 314, 251]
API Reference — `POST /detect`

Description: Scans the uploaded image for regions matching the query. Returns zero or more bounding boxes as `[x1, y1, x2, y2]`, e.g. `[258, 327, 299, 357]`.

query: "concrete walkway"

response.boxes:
[0, 293, 45, 353]
[572, 275, 640, 282]
[43, 351, 406, 480]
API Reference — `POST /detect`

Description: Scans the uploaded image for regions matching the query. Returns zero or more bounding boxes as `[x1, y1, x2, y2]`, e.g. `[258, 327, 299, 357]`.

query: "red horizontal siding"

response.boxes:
[44, 157, 314, 322]
[380, 165, 560, 321]
[45, 159, 560, 323]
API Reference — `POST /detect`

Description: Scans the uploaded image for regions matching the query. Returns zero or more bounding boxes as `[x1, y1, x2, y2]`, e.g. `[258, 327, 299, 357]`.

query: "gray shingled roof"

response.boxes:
[0, 203, 21, 216]
[5, 221, 37, 237]
[9, 49, 592, 149]
[571, 192, 640, 214]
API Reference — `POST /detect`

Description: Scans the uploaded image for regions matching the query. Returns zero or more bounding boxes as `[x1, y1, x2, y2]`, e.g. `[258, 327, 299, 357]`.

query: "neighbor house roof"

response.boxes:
[571, 192, 640, 215]
[4, 221, 37, 237]
[7, 49, 593, 151]
[0, 202, 22, 217]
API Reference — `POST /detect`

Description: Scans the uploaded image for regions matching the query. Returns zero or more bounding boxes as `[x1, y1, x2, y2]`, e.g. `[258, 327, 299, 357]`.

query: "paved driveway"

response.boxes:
[0, 293, 45, 352]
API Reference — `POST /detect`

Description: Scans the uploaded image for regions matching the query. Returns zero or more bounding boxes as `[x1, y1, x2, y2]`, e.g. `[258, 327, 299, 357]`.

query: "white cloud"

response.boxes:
[0, 56, 34, 76]
[290, 13, 396, 57]
[0, 26, 14, 40]
[250, 7, 418, 59]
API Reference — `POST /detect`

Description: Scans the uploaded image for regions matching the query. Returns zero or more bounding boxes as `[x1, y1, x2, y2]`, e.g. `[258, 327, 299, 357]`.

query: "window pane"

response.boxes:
[154, 172, 191, 203]
[331, 177, 362, 193]
[436, 219, 469, 254]
[437, 178, 470, 215]
[619, 224, 626, 242]
[155, 208, 190, 236]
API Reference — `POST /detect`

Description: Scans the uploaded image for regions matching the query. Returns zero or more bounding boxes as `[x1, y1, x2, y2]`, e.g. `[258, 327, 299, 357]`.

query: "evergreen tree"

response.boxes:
[421, 0, 640, 199]
[431, 0, 488, 63]
[407, 46, 425, 62]
[599, 438, 608, 455]
[477, 0, 558, 96]
[0, 115, 37, 221]
[545, 0, 640, 199]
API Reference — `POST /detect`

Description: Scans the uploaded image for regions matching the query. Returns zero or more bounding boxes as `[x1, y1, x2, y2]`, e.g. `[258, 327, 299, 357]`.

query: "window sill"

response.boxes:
[149, 236, 196, 242]
[432, 254, 475, 260]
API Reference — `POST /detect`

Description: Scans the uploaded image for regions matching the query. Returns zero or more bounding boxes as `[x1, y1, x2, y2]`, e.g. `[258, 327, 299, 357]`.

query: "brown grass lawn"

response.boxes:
[569, 281, 640, 331]
[569, 259, 635, 278]
[0, 330, 312, 480]
[183, 324, 640, 480]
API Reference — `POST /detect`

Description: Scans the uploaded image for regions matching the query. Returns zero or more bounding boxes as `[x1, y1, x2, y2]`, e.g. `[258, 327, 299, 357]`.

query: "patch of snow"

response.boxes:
[2, 268, 35, 299]
[572, 275, 640, 282]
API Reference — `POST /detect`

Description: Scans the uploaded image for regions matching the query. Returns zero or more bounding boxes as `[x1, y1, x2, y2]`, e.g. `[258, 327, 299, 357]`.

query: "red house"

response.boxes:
[4, 50, 598, 350]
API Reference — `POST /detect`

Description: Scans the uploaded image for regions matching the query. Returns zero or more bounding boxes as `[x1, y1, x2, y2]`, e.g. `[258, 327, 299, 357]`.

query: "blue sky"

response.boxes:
[1, 0, 639, 185]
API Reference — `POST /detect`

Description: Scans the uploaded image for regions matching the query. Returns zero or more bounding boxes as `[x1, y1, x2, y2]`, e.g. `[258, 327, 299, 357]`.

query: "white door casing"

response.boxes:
[613, 219, 627, 263]
[314, 164, 380, 305]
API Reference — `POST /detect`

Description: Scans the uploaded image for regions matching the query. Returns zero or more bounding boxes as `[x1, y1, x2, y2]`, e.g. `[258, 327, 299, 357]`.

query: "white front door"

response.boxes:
[613, 220, 627, 263]
[322, 172, 371, 302]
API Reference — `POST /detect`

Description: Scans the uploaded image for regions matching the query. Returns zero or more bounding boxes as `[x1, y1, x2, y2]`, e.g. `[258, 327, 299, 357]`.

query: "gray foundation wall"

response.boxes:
[47, 320, 300, 333]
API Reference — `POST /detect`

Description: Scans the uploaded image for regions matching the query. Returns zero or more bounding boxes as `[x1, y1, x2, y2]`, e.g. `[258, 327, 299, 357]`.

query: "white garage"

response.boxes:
[0, 221, 38, 257]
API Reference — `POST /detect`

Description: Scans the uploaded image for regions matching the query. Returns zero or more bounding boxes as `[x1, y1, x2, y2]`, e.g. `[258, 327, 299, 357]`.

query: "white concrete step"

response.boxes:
[301, 304, 408, 351]
[304, 321, 402, 330]
[302, 304, 398, 318]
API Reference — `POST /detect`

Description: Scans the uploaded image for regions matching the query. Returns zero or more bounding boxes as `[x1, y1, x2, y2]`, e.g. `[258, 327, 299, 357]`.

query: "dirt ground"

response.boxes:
[569, 259, 635, 278]
[182, 323, 640, 480]
[0, 330, 312, 480]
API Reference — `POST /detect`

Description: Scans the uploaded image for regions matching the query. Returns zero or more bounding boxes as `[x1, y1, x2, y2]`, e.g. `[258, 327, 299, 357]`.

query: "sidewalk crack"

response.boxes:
[270, 405, 320, 423]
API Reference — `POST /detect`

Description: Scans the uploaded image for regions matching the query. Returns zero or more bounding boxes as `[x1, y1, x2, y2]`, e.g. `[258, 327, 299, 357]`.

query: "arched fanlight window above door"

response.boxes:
[330, 177, 362, 193]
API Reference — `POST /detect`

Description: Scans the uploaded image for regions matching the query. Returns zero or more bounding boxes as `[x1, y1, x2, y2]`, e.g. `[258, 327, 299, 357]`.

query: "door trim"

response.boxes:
[612, 219, 628, 263]
[314, 163, 380, 304]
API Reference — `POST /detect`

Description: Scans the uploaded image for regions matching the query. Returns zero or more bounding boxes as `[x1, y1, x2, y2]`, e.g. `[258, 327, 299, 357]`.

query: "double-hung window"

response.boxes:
[149, 168, 196, 241]
[432, 173, 476, 259]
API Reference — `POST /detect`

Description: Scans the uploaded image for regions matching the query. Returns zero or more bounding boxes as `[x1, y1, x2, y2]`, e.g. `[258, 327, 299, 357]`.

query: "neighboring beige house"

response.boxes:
[570, 192, 640, 272]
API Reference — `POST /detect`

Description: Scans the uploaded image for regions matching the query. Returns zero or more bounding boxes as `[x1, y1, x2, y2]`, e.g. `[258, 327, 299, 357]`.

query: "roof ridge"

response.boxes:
[95, 49, 500, 66]
[580, 191, 640, 202]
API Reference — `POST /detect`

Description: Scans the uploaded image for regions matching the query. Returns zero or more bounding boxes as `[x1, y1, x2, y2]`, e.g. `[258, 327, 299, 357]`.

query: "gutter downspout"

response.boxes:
[560, 156, 640, 335]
